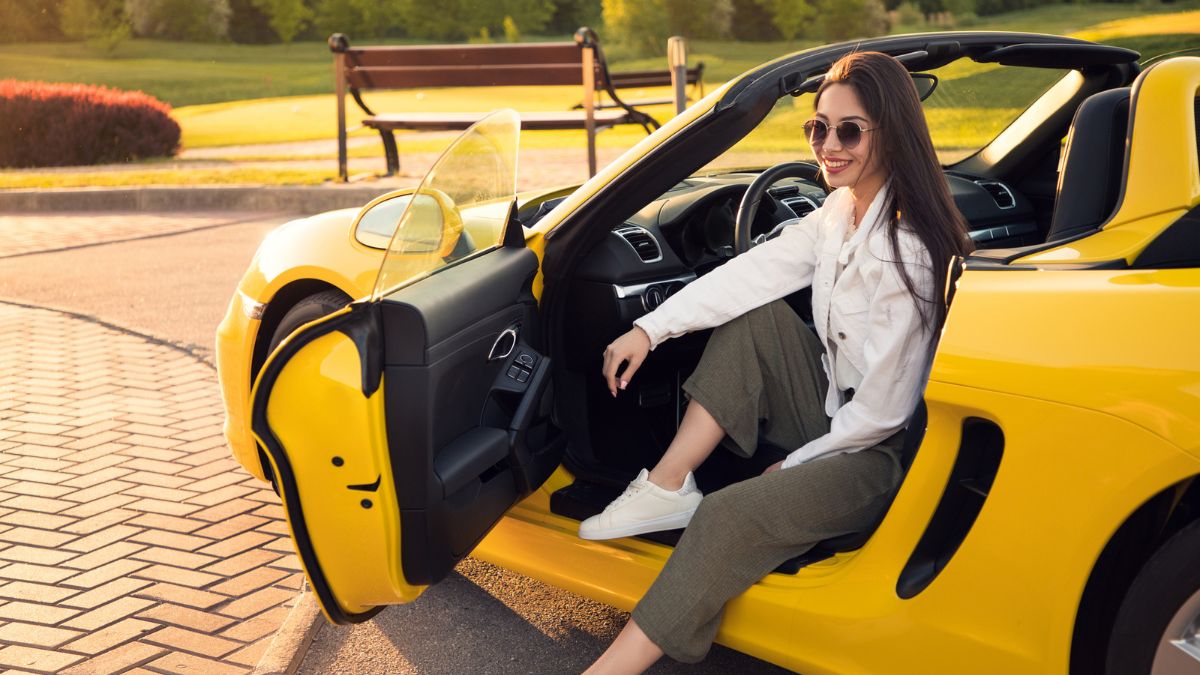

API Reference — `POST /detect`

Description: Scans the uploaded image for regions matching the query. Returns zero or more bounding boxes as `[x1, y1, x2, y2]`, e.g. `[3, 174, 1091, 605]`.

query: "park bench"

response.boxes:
[328, 29, 696, 182]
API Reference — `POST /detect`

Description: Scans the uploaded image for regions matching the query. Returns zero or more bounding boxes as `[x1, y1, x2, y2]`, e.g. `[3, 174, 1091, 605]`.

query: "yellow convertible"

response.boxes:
[216, 32, 1200, 674]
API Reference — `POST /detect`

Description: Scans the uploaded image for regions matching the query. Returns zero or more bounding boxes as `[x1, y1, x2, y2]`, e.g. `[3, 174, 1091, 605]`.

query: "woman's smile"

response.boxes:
[822, 157, 852, 174]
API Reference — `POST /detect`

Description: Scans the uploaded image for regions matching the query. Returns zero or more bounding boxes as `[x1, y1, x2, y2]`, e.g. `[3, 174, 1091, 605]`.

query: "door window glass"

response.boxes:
[372, 109, 520, 299]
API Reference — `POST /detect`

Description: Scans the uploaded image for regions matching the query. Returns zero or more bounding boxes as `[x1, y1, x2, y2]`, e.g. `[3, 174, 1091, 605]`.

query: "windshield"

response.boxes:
[701, 60, 1067, 172]
[372, 109, 519, 299]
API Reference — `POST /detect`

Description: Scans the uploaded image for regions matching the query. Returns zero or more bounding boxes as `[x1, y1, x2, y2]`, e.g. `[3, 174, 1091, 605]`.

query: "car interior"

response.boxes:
[516, 43, 1158, 571]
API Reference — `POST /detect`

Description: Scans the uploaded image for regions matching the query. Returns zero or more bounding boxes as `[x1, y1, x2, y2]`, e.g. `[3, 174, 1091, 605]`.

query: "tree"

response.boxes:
[59, 0, 130, 52]
[815, 0, 889, 40]
[601, 0, 669, 55]
[753, 0, 815, 40]
[252, 0, 312, 43]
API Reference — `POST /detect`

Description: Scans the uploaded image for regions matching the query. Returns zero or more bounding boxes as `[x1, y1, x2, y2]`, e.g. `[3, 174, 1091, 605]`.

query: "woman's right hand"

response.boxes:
[602, 326, 651, 397]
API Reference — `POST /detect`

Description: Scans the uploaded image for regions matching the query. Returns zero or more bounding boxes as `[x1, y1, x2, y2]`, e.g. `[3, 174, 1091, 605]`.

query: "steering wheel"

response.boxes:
[734, 161, 823, 255]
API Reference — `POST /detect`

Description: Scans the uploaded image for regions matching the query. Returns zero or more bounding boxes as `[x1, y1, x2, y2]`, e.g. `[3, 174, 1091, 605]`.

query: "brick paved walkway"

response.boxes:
[0, 213, 272, 259]
[0, 302, 302, 674]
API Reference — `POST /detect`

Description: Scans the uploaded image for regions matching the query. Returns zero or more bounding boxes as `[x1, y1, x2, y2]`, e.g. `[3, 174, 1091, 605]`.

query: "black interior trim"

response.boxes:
[976, 43, 1140, 69]
[1132, 203, 1200, 269]
[897, 417, 1005, 599]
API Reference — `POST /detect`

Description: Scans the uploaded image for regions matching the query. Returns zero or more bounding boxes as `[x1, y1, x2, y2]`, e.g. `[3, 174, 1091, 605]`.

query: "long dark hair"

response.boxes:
[815, 51, 974, 334]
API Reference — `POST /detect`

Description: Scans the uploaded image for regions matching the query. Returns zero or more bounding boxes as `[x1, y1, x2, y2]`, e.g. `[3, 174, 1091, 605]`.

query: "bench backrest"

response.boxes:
[338, 43, 588, 90]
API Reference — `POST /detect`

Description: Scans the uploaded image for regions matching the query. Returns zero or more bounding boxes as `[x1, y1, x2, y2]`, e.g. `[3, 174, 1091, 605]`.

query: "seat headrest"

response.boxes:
[1046, 87, 1132, 243]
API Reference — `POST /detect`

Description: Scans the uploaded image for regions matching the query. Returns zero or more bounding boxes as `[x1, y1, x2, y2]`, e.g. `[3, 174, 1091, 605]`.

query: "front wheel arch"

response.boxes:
[250, 280, 354, 382]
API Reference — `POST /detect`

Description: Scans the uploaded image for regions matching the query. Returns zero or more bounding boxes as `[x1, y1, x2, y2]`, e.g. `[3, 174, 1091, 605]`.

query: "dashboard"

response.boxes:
[553, 169, 1037, 328]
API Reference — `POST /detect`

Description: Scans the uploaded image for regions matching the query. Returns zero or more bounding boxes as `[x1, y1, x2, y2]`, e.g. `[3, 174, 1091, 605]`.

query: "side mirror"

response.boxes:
[912, 73, 939, 102]
[353, 189, 463, 257]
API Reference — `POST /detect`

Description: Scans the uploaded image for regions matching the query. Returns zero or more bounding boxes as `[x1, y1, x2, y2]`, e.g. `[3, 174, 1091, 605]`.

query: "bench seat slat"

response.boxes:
[363, 110, 633, 132]
[346, 42, 580, 67]
[350, 64, 584, 89]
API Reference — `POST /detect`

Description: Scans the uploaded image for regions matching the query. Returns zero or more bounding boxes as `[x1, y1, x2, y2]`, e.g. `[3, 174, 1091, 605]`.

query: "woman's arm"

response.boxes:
[780, 233, 935, 469]
[633, 202, 828, 350]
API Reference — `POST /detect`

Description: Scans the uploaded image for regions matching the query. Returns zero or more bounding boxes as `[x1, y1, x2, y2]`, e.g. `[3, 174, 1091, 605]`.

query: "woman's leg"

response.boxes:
[583, 619, 663, 675]
[645, 397, 725, 491]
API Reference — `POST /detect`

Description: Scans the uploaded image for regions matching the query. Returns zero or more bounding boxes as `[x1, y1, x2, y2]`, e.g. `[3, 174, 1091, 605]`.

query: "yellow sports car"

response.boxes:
[216, 32, 1200, 674]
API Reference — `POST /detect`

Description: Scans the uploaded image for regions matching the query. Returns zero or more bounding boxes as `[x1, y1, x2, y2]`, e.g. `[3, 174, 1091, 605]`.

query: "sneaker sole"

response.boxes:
[578, 507, 699, 541]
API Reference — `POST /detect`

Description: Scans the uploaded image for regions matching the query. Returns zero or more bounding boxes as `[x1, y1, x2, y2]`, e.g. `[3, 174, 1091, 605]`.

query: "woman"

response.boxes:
[580, 51, 973, 673]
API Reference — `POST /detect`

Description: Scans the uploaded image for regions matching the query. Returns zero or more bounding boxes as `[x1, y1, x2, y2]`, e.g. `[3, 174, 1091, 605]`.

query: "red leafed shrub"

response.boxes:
[0, 80, 181, 168]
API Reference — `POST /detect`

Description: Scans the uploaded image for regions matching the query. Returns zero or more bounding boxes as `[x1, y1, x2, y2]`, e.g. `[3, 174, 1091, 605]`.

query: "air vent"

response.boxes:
[782, 195, 819, 218]
[974, 180, 1016, 209]
[613, 226, 663, 263]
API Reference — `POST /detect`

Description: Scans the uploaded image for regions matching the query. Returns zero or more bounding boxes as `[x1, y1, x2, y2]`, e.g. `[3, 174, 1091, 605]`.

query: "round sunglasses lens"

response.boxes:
[836, 122, 863, 148]
[805, 121, 827, 144]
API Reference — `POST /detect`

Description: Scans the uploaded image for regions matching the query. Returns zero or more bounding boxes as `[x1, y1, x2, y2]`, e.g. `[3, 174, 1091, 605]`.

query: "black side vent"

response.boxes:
[975, 180, 1016, 209]
[896, 417, 1004, 599]
[613, 226, 663, 263]
[783, 195, 819, 218]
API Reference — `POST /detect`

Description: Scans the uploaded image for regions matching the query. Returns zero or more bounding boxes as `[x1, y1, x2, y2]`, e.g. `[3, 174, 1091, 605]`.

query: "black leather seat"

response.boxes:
[1045, 87, 1132, 243]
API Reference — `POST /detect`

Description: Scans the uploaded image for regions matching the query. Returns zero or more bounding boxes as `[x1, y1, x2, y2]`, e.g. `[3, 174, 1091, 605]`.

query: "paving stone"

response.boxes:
[137, 603, 234, 633]
[144, 650, 247, 675]
[132, 564, 222, 589]
[225, 636, 272, 667]
[0, 621, 83, 648]
[60, 509, 138, 536]
[216, 586, 295, 619]
[0, 600, 80, 625]
[0, 644, 84, 672]
[61, 578, 153, 610]
[0, 545, 77, 566]
[58, 641, 166, 675]
[64, 596, 157, 631]
[143, 625, 241, 658]
[0, 581, 78, 604]
[134, 583, 226, 610]
[60, 617, 158, 655]
[61, 542, 146, 572]
[0, 563, 75, 584]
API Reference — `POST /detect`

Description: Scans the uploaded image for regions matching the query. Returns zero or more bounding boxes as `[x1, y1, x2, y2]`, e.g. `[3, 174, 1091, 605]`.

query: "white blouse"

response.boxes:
[633, 184, 937, 469]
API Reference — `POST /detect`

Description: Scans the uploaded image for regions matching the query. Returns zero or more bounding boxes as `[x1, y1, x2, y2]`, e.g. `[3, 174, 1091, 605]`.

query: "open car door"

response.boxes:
[250, 110, 563, 623]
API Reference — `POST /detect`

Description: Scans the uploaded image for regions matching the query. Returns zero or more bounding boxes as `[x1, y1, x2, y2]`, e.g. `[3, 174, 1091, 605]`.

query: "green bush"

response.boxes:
[127, 0, 231, 41]
[755, 0, 816, 40]
[59, 0, 130, 52]
[730, 0, 783, 41]
[601, 0, 670, 55]
[252, 0, 312, 43]
[815, 0, 890, 40]
[894, 0, 926, 27]
[227, 0, 277, 43]
[546, 0, 603, 33]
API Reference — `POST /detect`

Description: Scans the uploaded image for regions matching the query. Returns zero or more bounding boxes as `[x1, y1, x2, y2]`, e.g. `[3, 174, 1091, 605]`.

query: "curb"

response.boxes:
[253, 588, 324, 675]
[0, 185, 396, 214]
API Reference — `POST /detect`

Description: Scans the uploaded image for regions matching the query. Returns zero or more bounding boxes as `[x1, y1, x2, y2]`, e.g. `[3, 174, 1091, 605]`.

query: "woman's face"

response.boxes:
[811, 83, 887, 193]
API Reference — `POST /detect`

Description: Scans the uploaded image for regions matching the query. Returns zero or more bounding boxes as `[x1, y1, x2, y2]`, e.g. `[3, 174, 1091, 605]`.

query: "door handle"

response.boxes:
[488, 325, 519, 361]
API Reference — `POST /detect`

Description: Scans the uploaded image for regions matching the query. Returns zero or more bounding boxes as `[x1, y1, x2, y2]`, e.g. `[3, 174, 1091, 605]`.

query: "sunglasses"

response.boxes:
[802, 119, 877, 149]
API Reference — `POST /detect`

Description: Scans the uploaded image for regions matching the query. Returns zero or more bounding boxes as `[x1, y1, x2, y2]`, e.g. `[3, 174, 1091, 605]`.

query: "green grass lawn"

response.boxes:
[1, 4, 1196, 187]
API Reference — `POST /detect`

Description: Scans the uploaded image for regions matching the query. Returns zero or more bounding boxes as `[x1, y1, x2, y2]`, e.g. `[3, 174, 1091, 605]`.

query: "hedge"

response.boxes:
[0, 80, 181, 168]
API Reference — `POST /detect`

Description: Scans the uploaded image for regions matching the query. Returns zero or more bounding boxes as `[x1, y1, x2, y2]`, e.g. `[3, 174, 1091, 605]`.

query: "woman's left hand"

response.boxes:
[763, 461, 783, 475]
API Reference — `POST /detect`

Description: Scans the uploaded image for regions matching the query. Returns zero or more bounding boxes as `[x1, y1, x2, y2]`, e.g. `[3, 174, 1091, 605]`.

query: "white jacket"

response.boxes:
[633, 184, 936, 469]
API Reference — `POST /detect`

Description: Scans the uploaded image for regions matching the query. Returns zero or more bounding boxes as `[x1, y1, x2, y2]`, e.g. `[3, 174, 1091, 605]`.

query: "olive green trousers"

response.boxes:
[630, 299, 905, 663]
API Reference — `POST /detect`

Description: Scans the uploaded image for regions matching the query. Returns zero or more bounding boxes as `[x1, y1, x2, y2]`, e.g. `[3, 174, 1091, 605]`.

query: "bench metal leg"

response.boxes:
[379, 130, 400, 176]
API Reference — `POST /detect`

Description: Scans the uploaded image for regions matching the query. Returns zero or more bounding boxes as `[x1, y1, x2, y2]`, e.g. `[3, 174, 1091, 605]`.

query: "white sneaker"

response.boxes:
[578, 469, 703, 540]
